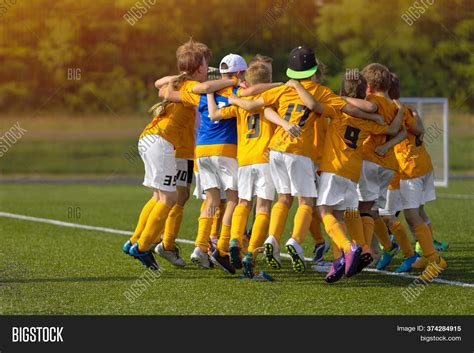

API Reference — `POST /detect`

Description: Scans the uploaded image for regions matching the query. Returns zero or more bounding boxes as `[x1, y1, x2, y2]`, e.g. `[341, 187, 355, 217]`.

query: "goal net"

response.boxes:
[400, 97, 449, 187]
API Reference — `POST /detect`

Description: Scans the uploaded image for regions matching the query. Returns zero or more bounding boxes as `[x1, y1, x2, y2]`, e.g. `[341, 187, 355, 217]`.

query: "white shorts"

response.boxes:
[238, 163, 275, 201]
[139, 134, 176, 192]
[400, 171, 436, 209]
[197, 156, 238, 192]
[379, 188, 402, 216]
[269, 150, 317, 197]
[193, 172, 227, 200]
[357, 160, 394, 209]
[317, 172, 358, 211]
[175, 158, 194, 187]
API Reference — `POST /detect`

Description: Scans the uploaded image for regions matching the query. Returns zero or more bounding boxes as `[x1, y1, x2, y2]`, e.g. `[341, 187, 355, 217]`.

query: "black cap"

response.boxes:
[286, 46, 318, 79]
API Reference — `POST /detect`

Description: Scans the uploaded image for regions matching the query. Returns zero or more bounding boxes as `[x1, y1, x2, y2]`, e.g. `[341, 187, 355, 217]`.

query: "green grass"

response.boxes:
[0, 181, 473, 315]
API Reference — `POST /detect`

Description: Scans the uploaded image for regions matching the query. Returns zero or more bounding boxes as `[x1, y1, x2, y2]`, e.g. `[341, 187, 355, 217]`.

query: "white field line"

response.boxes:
[1, 211, 473, 289]
[437, 193, 474, 200]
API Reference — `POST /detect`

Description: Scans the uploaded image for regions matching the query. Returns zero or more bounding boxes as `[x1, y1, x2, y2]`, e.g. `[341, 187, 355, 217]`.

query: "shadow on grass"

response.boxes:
[0, 275, 139, 284]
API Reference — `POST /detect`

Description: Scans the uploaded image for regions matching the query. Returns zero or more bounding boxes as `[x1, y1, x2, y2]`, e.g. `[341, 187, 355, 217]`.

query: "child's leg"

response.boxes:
[319, 206, 352, 253]
[217, 189, 238, 255]
[268, 194, 292, 243]
[162, 185, 189, 250]
[404, 208, 438, 262]
[309, 204, 324, 245]
[291, 196, 314, 244]
[385, 215, 414, 258]
[195, 188, 220, 252]
[130, 197, 157, 244]
[248, 198, 271, 253]
[230, 199, 252, 248]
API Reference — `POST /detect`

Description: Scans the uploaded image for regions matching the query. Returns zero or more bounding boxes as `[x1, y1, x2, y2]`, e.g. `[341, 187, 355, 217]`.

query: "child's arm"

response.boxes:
[228, 94, 265, 112]
[385, 103, 405, 136]
[239, 82, 283, 97]
[155, 75, 179, 89]
[162, 84, 182, 102]
[264, 107, 301, 139]
[192, 78, 236, 94]
[408, 108, 425, 136]
[207, 93, 226, 121]
[286, 79, 324, 114]
[342, 104, 385, 125]
[344, 97, 378, 113]
[375, 126, 408, 156]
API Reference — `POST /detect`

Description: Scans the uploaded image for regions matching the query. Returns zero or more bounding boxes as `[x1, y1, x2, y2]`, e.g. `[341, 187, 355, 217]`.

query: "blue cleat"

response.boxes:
[312, 241, 329, 263]
[122, 240, 133, 255]
[394, 252, 420, 273]
[129, 243, 159, 270]
[229, 239, 242, 269]
[242, 252, 255, 278]
[376, 241, 400, 270]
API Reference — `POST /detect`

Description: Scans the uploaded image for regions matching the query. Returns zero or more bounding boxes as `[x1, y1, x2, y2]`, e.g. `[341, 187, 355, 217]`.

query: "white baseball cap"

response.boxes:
[219, 54, 248, 74]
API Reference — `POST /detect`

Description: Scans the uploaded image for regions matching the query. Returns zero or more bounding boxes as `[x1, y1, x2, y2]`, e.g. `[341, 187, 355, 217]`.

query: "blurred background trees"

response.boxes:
[0, 0, 472, 114]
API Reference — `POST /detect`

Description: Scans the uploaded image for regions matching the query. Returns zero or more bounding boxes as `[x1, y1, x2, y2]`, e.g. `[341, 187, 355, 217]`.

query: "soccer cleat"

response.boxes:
[357, 251, 374, 273]
[285, 238, 306, 273]
[411, 255, 428, 270]
[325, 256, 346, 283]
[312, 241, 329, 263]
[419, 257, 447, 282]
[376, 241, 400, 270]
[344, 243, 362, 277]
[263, 236, 281, 269]
[242, 251, 255, 278]
[434, 239, 449, 252]
[394, 252, 420, 273]
[122, 240, 132, 255]
[229, 239, 243, 269]
[155, 243, 186, 267]
[210, 249, 236, 274]
[129, 243, 159, 270]
[190, 247, 211, 269]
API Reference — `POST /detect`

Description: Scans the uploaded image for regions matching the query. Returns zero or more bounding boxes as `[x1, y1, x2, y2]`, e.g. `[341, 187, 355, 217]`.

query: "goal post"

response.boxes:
[399, 97, 449, 187]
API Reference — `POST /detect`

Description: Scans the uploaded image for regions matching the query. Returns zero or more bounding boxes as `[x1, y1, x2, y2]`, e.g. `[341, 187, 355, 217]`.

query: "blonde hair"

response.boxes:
[361, 63, 391, 92]
[245, 62, 271, 86]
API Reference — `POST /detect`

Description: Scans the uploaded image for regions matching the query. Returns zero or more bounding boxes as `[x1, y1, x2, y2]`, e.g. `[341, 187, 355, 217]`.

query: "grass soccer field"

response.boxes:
[0, 180, 473, 315]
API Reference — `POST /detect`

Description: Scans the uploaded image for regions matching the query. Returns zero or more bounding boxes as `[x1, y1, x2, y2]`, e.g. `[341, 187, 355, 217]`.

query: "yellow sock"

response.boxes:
[248, 212, 270, 253]
[138, 201, 171, 252]
[427, 222, 433, 237]
[344, 210, 366, 247]
[309, 209, 324, 245]
[390, 220, 414, 257]
[331, 240, 342, 259]
[361, 215, 375, 248]
[162, 205, 184, 250]
[211, 203, 225, 239]
[292, 205, 313, 244]
[374, 217, 393, 251]
[195, 217, 213, 252]
[269, 202, 289, 242]
[217, 224, 231, 255]
[414, 223, 439, 262]
[322, 214, 351, 253]
[130, 197, 157, 244]
[230, 205, 250, 247]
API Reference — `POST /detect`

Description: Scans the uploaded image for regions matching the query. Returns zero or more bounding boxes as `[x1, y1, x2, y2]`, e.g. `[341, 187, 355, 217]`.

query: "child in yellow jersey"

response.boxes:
[388, 73, 447, 280]
[208, 62, 290, 278]
[353, 63, 409, 269]
[298, 74, 406, 282]
[123, 39, 216, 270]
[229, 46, 385, 274]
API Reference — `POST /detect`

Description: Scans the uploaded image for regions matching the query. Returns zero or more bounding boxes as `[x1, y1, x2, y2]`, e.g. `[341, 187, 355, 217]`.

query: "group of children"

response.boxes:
[122, 39, 447, 283]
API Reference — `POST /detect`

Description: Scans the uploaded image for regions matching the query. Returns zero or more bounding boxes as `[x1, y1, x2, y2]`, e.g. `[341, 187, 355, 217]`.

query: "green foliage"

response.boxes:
[0, 0, 472, 113]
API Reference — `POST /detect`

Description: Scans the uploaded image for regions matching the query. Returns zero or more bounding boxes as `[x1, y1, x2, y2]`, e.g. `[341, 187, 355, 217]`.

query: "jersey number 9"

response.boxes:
[344, 125, 361, 149]
[247, 114, 261, 139]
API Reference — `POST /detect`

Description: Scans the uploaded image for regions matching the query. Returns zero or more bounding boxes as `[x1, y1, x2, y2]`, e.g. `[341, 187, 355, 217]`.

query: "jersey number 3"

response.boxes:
[344, 126, 361, 149]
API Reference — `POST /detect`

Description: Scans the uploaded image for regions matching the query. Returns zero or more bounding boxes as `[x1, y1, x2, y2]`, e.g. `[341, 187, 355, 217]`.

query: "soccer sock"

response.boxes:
[292, 205, 313, 244]
[210, 203, 225, 239]
[195, 217, 213, 252]
[373, 216, 393, 251]
[414, 223, 439, 262]
[331, 240, 342, 259]
[230, 205, 250, 247]
[130, 197, 157, 244]
[309, 209, 324, 245]
[200, 200, 206, 214]
[344, 210, 366, 247]
[217, 224, 232, 255]
[162, 204, 184, 250]
[138, 201, 172, 252]
[390, 220, 414, 257]
[248, 212, 270, 253]
[268, 202, 289, 243]
[322, 214, 351, 253]
[361, 214, 375, 249]
[426, 221, 433, 238]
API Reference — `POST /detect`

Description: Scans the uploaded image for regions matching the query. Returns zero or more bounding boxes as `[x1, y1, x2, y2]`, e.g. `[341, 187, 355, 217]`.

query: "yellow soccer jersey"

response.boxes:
[395, 106, 433, 179]
[361, 95, 399, 170]
[219, 95, 275, 167]
[140, 101, 196, 159]
[313, 116, 329, 165]
[320, 111, 389, 182]
[261, 79, 346, 159]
